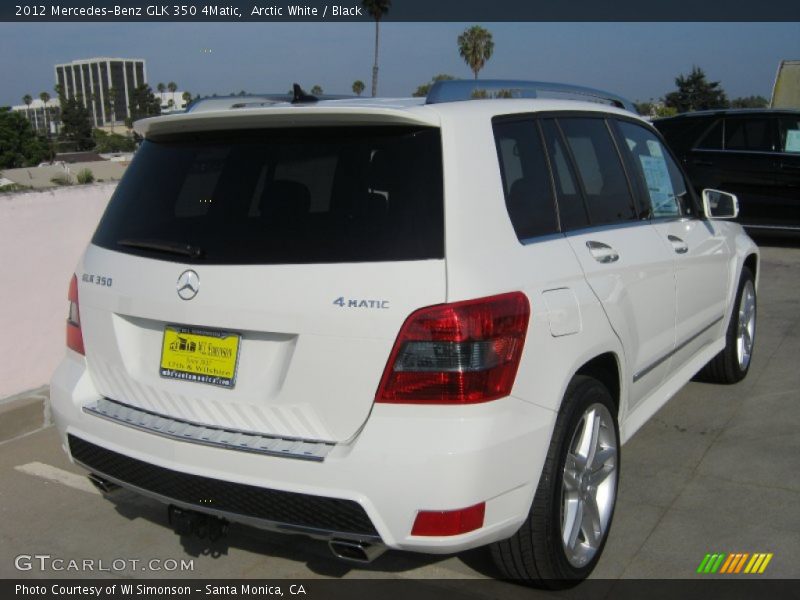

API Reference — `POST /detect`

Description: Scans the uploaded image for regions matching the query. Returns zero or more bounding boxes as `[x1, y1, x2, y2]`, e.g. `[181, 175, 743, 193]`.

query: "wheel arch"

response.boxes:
[574, 352, 622, 418]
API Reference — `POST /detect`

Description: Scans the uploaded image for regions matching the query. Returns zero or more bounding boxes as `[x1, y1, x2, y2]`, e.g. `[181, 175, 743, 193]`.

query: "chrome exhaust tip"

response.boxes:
[328, 539, 386, 564]
[88, 473, 121, 494]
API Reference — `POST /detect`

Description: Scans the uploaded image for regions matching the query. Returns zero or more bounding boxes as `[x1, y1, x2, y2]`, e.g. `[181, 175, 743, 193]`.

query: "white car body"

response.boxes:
[51, 90, 759, 572]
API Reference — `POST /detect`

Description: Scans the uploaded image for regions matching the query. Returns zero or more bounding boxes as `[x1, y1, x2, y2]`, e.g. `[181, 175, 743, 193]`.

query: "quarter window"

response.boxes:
[492, 118, 560, 240]
[617, 120, 691, 218]
[557, 118, 638, 226]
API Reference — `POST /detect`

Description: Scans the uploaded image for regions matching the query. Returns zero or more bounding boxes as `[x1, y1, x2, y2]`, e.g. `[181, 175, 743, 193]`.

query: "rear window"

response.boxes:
[92, 126, 444, 264]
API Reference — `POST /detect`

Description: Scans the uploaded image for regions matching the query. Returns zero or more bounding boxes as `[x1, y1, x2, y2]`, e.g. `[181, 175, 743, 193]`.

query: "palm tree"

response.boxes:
[182, 91, 192, 109]
[107, 87, 117, 132]
[363, 0, 391, 97]
[157, 83, 166, 93]
[40, 92, 51, 136]
[22, 94, 38, 131]
[352, 80, 365, 96]
[167, 81, 177, 93]
[458, 25, 495, 80]
[311, 85, 323, 95]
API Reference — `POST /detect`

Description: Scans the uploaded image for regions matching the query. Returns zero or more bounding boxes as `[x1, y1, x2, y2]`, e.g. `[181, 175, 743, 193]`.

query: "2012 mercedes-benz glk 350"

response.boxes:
[51, 81, 759, 586]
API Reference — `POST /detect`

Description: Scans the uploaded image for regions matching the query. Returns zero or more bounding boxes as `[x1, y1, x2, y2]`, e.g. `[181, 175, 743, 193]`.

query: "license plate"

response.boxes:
[159, 326, 240, 388]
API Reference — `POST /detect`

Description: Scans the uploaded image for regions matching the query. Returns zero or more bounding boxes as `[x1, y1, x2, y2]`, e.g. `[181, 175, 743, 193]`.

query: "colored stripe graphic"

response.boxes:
[698, 552, 773, 574]
[719, 553, 736, 574]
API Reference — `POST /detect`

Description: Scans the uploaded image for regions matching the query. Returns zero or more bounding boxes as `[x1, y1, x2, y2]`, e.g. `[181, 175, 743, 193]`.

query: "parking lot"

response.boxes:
[1, 240, 798, 589]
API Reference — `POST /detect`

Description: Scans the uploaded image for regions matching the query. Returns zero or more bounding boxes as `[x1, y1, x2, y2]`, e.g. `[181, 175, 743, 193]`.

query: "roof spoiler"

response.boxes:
[425, 79, 636, 113]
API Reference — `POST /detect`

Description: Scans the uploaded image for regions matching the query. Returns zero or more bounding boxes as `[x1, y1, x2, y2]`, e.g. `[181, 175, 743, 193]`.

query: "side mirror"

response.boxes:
[702, 189, 739, 219]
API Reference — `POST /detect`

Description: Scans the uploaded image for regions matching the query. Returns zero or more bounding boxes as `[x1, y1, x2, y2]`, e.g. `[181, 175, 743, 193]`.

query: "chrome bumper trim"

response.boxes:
[83, 398, 335, 461]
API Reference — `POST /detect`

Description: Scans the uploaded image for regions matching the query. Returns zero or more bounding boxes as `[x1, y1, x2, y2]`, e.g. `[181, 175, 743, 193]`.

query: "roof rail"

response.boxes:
[425, 79, 636, 112]
[187, 95, 291, 113]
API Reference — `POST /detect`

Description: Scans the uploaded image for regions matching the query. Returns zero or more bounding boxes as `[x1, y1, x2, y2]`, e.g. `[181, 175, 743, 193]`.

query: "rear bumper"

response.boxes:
[51, 353, 556, 553]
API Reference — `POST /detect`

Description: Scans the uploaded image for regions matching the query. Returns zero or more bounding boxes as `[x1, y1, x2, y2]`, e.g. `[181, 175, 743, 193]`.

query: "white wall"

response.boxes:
[0, 183, 116, 398]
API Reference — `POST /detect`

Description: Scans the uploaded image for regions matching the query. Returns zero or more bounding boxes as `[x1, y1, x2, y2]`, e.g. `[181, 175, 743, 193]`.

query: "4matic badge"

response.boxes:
[333, 297, 390, 309]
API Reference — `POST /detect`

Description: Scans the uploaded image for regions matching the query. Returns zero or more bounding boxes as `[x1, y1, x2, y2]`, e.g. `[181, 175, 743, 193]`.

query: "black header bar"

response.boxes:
[4, 0, 800, 22]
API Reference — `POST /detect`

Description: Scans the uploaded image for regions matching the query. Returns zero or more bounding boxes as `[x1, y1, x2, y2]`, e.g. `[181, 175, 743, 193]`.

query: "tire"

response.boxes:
[490, 375, 619, 588]
[697, 267, 756, 384]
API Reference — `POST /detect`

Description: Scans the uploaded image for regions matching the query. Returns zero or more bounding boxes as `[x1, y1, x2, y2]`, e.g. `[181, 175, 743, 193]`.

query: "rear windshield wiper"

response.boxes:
[117, 238, 204, 259]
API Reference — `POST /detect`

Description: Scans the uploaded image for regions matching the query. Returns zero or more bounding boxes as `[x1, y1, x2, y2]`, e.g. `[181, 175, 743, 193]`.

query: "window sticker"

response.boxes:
[639, 155, 678, 217]
[646, 140, 664, 158]
[785, 130, 800, 153]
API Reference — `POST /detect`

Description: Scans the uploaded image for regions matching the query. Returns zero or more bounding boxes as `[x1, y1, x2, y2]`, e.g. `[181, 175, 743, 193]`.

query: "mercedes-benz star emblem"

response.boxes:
[176, 270, 200, 301]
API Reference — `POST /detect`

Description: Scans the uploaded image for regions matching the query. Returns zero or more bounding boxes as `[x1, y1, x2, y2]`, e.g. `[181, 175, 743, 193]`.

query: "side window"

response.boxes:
[695, 119, 723, 150]
[492, 118, 559, 240]
[778, 117, 800, 153]
[540, 119, 589, 231]
[724, 118, 774, 151]
[557, 118, 638, 226]
[616, 120, 691, 219]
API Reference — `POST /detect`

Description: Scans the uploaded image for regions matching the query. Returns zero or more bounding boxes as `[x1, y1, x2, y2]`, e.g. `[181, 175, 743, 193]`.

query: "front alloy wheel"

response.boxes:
[736, 278, 756, 371]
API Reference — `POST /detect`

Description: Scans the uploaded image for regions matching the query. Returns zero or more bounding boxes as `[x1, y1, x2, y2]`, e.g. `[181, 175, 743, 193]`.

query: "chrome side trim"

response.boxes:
[83, 398, 334, 462]
[633, 315, 724, 383]
[74, 459, 382, 544]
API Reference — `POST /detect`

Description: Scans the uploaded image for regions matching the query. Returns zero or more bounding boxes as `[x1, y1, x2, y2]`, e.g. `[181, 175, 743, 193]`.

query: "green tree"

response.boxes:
[664, 66, 729, 113]
[634, 100, 653, 116]
[730, 95, 769, 109]
[0, 107, 52, 168]
[167, 81, 178, 93]
[22, 94, 37, 131]
[412, 74, 456, 97]
[127, 84, 161, 124]
[458, 26, 494, 80]
[352, 80, 365, 96]
[93, 129, 135, 153]
[182, 91, 192, 108]
[363, 0, 391, 97]
[311, 85, 323, 95]
[156, 82, 166, 94]
[59, 95, 94, 151]
[39, 91, 51, 136]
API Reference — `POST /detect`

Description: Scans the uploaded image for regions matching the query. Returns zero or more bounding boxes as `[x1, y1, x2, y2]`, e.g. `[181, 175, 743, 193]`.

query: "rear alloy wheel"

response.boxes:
[490, 375, 619, 587]
[560, 402, 618, 569]
[698, 266, 756, 384]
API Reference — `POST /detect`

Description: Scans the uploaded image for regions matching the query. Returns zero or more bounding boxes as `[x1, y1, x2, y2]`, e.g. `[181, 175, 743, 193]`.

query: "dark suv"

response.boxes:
[654, 109, 800, 233]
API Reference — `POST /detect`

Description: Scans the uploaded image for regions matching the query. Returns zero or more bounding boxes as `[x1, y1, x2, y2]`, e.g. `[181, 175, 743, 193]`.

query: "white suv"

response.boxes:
[51, 80, 759, 586]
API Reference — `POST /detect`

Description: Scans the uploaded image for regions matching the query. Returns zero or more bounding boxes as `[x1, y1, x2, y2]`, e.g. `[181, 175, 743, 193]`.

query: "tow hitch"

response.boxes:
[168, 505, 229, 541]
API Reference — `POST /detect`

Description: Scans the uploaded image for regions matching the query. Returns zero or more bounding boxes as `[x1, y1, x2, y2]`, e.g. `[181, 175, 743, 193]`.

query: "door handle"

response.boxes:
[586, 241, 619, 263]
[668, 235, 689, 254]
[780, 162, 800, 171]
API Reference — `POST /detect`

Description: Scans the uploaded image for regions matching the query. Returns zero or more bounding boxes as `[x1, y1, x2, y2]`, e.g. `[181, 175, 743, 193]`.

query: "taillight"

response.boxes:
[67, 274, 85, 355]
[376, 292, 530, 404]
[411, 503, 486, 536]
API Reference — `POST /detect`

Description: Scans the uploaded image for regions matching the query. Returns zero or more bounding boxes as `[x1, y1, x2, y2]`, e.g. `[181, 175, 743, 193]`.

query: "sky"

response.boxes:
[0, 22, 798, 107]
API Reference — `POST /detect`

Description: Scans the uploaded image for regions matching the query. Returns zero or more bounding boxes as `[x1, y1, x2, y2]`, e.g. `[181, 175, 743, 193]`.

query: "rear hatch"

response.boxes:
[79, 122, 446, 443]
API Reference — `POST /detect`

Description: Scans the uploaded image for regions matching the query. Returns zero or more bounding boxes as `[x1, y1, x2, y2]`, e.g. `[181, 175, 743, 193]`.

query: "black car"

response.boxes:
[654, 109, 800, 233]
